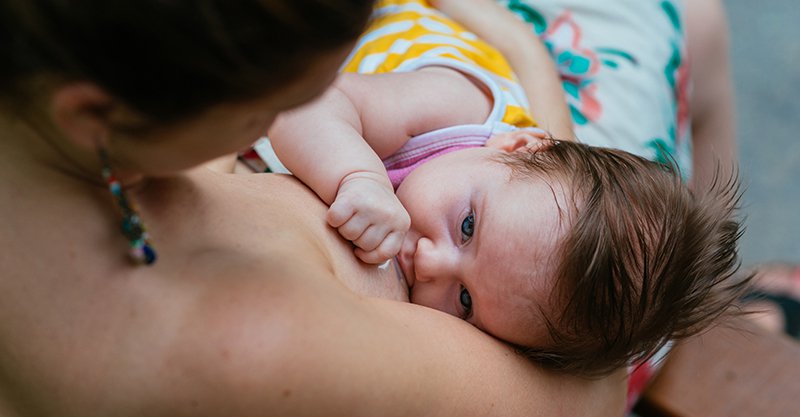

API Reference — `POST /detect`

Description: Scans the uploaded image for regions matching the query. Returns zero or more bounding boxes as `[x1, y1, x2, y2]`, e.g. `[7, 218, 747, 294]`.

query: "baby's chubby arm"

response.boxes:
[269, 70, 491, 264]
[432, 0, 575, 141]
[269, 83, 409, 265]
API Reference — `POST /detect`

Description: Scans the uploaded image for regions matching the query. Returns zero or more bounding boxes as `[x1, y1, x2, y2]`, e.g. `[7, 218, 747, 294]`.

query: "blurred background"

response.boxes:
[725, 0, 799, 266]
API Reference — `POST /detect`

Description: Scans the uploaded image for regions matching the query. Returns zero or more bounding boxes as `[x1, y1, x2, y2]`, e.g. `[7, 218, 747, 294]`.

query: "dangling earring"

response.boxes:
[98, 148, 157, 265]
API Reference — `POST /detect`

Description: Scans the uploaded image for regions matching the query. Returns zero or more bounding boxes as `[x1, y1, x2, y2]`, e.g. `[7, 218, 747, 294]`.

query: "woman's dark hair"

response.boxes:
[494, 140, 749, 377]
[0, 0, 374, 124]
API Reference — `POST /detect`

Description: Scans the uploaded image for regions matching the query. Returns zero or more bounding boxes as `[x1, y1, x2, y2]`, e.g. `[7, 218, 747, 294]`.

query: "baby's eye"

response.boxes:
[459, 285, 473, 319]
[460, 211, 475, 243]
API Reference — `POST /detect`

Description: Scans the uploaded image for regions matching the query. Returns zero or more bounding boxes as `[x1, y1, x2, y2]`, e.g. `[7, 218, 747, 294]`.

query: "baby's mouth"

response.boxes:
[396, 252, 415, 289]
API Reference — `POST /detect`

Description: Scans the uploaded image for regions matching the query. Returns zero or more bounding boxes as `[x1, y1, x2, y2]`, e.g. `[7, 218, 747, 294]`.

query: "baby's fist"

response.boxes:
[327, 172, 410, 264]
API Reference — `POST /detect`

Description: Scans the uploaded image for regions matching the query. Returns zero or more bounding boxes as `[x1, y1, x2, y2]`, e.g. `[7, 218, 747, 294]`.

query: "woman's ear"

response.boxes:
[51, 82, 114, 149]
[485, 129, 552, 152]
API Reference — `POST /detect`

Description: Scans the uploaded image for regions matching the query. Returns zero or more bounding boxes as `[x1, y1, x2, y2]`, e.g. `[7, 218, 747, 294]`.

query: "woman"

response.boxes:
[0, 1, 625, 416]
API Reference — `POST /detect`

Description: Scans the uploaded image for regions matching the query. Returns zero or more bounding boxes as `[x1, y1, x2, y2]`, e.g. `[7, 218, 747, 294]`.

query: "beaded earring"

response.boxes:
[98, 148, 157, 265]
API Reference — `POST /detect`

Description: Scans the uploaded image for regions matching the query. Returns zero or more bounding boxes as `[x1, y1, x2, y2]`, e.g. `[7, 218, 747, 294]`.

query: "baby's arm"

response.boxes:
[269, 83, 410, 265]
[269, 70, 490, 264]
[432, 0, 575, 141]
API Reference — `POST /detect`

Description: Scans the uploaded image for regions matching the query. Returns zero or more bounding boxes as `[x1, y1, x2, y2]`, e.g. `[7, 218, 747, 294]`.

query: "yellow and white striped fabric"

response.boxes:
[340, 0, 536, 128]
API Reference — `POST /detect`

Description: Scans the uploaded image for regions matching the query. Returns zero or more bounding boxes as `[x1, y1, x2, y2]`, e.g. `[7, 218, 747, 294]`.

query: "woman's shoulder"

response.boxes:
[162, 283, 627, 417]
[0, 168, 626, 416]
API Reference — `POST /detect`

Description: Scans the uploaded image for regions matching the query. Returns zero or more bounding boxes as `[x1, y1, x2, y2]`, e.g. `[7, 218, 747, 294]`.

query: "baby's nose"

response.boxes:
[414, 237, 456, 283]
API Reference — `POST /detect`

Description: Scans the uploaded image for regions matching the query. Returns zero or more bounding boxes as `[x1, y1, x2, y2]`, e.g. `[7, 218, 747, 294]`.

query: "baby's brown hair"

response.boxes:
[495, 140, 747, 376]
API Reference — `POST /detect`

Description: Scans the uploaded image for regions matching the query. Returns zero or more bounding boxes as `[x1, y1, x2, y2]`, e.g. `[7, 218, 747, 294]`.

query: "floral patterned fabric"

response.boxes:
[501, 0, 692, 176]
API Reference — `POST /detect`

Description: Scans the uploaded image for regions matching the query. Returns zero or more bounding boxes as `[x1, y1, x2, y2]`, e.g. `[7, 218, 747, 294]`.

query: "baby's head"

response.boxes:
[395, 135, 745, 376]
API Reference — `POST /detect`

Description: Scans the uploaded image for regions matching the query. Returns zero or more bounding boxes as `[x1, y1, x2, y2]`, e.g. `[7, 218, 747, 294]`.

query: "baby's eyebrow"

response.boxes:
[474, 191, 489, 253]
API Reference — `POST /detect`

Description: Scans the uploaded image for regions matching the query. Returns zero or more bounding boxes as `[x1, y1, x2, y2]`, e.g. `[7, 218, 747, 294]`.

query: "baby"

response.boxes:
[268, 0, 744, 376]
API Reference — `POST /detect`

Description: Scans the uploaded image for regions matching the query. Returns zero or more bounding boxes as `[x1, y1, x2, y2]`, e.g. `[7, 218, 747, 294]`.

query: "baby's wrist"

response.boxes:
[339, 170, 393, 193]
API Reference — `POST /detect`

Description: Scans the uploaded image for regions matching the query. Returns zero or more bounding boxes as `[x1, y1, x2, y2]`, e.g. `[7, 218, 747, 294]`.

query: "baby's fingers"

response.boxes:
[334, 215, 370, 242]
[354, 230, 405, 264]
[327, 199, 357, 228]
[352, 225, 386, 252]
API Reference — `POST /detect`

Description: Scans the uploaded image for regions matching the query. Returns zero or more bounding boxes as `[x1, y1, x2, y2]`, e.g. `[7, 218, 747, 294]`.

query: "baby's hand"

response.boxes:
[327, 172, 410, 265]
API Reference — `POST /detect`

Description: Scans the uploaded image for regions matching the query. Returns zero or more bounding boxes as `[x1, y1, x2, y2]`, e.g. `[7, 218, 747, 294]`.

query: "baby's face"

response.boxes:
[395, 147, 571, 348]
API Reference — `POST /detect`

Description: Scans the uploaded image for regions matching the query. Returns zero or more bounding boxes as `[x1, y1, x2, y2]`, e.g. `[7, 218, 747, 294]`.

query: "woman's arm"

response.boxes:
[432, 0, 576, 141]
[685, 0, 737, 191]
[170, 258, 627, 417]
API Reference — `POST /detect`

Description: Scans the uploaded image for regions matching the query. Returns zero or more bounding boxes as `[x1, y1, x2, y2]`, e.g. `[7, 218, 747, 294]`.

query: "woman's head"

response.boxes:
[0, 0, 373, 125]
[1, 0, 375, 176]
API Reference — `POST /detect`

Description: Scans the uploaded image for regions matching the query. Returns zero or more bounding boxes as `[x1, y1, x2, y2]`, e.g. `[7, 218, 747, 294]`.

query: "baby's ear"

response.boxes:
[485, 129, 552, 153]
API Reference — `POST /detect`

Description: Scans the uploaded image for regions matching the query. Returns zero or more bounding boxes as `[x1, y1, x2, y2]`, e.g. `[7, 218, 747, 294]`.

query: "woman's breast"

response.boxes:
[231, 173, 409, 302]
[330, 255, 409, 301]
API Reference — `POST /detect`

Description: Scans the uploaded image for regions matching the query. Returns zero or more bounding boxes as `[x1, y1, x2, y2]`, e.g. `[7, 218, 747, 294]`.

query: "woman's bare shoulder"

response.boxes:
[157, 275, 626, 417]
[132, 171, 626, 416]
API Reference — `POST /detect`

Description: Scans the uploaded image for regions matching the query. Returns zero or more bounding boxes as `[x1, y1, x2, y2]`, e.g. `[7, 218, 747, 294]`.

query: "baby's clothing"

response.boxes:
[341, 0, 541, 187]
[384, 122, 546, 189]
[341, 0, 536, 129]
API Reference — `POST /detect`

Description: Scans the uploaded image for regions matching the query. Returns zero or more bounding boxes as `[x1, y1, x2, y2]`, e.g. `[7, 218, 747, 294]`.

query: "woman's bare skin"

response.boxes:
[0, 146, 625, 416]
